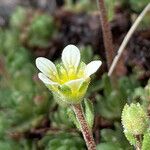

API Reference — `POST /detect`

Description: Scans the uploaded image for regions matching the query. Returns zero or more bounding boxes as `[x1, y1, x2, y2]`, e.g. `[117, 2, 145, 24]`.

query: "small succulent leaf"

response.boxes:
[142, 132, 150, 150]
[102, 74, 112, 97]
[67, 108, 81, 131]
[83, 99, 94, 129]
[96, 142, 122, 150]
[80, 46, 93, 63]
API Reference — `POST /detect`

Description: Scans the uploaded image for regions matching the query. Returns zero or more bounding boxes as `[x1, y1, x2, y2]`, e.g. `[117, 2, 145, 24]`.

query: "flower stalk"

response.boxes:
[96, 0, 118, 87]
[72, 104, 96, 150]
[96, 0, 115, 69]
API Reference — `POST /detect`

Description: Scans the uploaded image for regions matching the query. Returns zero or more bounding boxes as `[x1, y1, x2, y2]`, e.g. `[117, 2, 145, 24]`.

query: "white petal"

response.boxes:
[36, 57, 57, 77]
[85, 60, 102, 77]
[38, 73, 59, 85]
[64, 78, 84, 91]
[62, 45, 80, 70]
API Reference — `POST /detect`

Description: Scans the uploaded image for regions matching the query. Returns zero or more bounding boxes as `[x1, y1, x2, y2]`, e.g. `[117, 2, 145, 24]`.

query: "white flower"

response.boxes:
[36, 44, 102, 104]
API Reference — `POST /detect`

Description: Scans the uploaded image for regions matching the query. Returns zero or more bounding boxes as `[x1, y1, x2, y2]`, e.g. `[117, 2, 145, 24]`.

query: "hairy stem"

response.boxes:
[108, 3, 150, 76]
[96, 0, 115, 69]
[72, 104, 96, 150]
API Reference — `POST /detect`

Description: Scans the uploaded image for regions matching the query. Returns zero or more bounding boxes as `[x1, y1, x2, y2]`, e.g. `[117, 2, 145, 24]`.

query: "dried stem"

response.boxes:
[108, 3, 150, 76]
[96, 0, 115, 69]
[72, 104, 96, 150]
[135, 135, 142, 150]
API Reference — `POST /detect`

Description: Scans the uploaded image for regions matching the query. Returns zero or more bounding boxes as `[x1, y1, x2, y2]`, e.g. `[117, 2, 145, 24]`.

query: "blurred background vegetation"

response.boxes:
[0, 0, 150, 149]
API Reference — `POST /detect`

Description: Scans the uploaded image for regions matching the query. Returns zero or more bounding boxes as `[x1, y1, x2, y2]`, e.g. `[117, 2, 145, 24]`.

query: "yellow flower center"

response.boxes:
[49, 63, 85, 84]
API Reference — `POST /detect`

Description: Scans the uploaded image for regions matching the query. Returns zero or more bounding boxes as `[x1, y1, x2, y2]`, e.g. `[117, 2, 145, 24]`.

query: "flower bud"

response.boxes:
[122, 103, 148, 135]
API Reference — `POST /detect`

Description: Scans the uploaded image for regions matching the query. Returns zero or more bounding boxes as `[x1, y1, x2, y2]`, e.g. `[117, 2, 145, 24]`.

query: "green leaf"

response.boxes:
[102, 74, 112, 97]
[142, 132, 150, 150]
[83, 99, 94, 129]
[80, 46, 93, 63]
[67, 108, 81, 131]
[0, 140, 21, 150]
[50, 106, 73, 129]
[39, 132, 85, 150]
[129, 0, 149, 12]
[100, 122, 133, 149]
[97, 142, 122, 150]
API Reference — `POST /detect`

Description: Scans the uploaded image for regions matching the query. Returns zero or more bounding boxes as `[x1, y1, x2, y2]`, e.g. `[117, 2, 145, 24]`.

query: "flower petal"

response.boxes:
[64, 78, 84, 91]
[38, 73, 59, 85]
[85, 60, 102, 77]
[36, 57, 57, 77]
[62, 45, 80, 70]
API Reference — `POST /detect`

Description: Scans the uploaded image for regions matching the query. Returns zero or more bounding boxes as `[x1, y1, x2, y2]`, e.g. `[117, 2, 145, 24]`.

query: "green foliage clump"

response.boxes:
[49, 106, 73, 129]
[9, 7, 56, 48]
[10, 7, 26, 28]
[27, 14, 55, 47]
[129, 0, 149, 12]
[97, 123, 133, 150]
[80, 46, 100, 64]
[65, 0, 96, 12]
[39, 132, 85, 150]
[0, 140, 21, 150]
[0, 23, 54, 149]
[95, 74, 139, 120]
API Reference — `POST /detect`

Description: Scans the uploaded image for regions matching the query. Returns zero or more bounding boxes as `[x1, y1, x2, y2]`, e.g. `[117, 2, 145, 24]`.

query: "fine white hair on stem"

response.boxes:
[108, 3, 150, 76]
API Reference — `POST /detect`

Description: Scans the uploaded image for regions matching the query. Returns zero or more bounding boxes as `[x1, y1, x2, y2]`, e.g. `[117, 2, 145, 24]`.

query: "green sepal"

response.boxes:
[58, 85, 72, 95]
[124, 130, 137, 146]
[67, 108, 81, 131]
[79, 79, 90, 94]
[142, 132, 150, 150]
[83, 98, 94, 129]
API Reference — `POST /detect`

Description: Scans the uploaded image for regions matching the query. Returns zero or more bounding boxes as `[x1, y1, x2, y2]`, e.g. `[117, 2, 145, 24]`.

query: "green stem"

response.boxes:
[72, 104, 96, 150]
